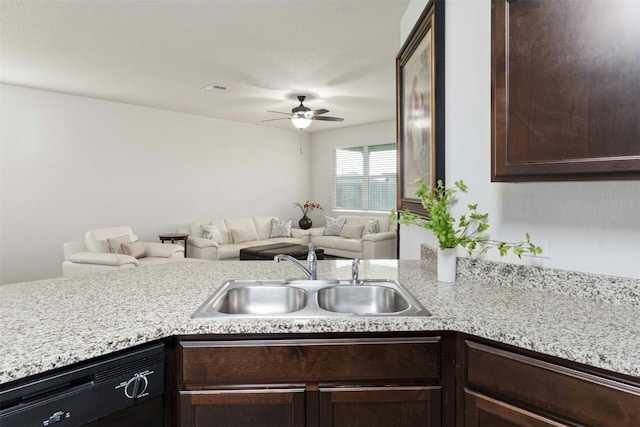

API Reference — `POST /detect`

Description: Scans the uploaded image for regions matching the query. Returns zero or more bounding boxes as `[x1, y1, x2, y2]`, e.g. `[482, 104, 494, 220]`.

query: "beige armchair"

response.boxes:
[62, 226, 184, 277]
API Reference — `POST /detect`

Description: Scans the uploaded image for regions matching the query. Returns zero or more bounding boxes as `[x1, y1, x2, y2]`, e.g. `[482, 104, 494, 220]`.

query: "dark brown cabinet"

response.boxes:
[179, 389, 305, 427]
[462, 339, 640, 427]
[464, 390, 569, 427]
[319, 386, 441, 427]
[171, 333, 640, 426]
[176, 336, 444, 427]
[491, 0, 640, 181]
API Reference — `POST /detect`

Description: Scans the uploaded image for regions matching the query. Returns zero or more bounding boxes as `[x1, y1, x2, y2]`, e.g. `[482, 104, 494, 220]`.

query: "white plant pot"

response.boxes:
[437, 248, 457, 282]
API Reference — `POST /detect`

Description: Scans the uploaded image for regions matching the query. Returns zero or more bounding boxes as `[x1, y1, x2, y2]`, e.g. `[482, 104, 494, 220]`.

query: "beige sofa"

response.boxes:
[62, 226, 185, 276]
[183, 216, 310, 261]
[309, 215, 397, 259]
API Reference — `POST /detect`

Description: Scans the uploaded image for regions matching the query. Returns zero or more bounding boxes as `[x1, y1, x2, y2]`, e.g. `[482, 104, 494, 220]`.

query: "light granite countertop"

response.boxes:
[1, 259, 639, 385]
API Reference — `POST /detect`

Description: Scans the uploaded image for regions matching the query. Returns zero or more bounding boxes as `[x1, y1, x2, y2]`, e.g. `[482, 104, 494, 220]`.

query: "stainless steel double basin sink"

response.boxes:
[192, 279, 431, 318]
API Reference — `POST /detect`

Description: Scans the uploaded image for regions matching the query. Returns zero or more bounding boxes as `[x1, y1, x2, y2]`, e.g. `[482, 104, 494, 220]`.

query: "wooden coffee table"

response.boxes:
[239, 243, 324, 261]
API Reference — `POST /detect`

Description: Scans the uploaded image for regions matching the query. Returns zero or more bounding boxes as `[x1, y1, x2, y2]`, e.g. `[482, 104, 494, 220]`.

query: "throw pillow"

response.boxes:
[270, 218, 292, 238]
[107, 234, 133, 254]
[324, 216, 346, 236]
[340, 224, 365, 239]
[120, 240, 147, 259]
[230, 227, 259, 244]
[201, 223, 222, 244]
[364, 219, 380, 235]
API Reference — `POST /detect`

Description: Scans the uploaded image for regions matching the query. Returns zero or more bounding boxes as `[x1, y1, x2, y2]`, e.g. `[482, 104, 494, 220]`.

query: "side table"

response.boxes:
[158, 233, 189, 258]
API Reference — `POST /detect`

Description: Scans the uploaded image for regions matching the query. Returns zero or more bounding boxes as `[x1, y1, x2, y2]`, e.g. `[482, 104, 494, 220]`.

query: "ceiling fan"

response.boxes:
[262, 95, 344, 129]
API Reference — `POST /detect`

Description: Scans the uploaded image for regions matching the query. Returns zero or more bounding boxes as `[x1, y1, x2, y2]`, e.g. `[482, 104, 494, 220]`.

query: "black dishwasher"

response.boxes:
[0, 342, 165, 427]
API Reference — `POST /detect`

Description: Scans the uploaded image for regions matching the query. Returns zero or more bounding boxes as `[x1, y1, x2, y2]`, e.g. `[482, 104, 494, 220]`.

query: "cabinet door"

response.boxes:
[465, 390, 568, 427]
[491, 0, 640, 180]
[318, 386, 441, 427]
[180, 388, 305, 427]
[464, 340, 640, 426]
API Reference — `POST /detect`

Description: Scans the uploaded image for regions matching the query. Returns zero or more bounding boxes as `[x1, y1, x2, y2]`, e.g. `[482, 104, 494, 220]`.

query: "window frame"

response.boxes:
[331, 143, 397, 213]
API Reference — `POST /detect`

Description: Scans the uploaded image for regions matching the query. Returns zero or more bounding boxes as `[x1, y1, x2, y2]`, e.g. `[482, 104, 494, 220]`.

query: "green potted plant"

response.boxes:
[391, 178, 542, 282]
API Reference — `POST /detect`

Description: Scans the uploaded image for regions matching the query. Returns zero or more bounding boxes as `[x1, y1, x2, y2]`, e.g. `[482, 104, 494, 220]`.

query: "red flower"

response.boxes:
[293, 200, 323, 217]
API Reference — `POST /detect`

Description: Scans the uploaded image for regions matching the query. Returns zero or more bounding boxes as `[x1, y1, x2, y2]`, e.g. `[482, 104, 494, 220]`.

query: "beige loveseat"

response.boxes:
[183, 216, 310, 261]
[308, 216, 397, 259]
[62, 226, 185, 276]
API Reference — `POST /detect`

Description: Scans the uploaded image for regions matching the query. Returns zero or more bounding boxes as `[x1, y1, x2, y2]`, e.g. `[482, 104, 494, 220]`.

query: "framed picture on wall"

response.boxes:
[396, 0, 445, 217]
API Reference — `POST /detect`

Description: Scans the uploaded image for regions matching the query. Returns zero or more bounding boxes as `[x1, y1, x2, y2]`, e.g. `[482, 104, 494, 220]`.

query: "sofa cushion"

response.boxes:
[201, 224, 223, 244]
[340, 224, 364, 239]
[137, 257, 177, 267]
[312, 235, 341, 249]
[334, 237, 364, 252]
[230, 227, 259, 244]
[69, 252, 139, 266]
[216, 244, 245, 260]
[212, 219, 232, 244]
[364, 219, 380, 235]
[312, 235, 363, 252]
[343, 216, 393, 233]
[107, 234, 134, 254]
[253, 216, 277, 240]
[377, 217, 393, 232]
[270, 218, 292, 238]
[242, 238, 301, 248]
[86, 226, 136, 253]
[120, 240, 147, 258]
[191, 220, 231, 244]
[225, 217, 257, 239]
[324, 216, 346, 236]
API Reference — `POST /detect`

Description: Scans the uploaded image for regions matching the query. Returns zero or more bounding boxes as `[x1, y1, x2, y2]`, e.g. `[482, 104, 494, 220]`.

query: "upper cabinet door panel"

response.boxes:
[492, 0, 640, 181]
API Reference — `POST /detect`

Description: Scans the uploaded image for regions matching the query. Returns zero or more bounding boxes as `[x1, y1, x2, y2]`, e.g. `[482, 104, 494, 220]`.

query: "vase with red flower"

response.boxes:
[293, 201, 323, 230]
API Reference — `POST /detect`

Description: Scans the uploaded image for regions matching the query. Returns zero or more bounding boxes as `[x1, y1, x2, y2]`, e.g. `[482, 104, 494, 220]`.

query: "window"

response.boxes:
[332, 143, 397, 212]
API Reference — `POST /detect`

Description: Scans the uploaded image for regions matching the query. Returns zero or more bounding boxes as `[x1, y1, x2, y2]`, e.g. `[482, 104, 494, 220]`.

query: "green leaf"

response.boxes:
[388, 178, 541, 259]
[476, 223, 489, 233]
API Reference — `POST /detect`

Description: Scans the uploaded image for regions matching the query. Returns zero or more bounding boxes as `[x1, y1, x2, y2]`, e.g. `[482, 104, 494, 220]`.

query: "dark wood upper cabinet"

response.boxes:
[492, 0, 640, 181]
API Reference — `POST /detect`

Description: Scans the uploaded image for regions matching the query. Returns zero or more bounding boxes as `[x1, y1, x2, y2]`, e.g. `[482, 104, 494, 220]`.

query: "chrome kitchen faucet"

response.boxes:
[274, 243, 318, 280]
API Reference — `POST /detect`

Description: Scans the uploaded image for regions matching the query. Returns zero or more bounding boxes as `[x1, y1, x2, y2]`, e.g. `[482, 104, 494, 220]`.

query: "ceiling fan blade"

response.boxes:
[261, 117, 289, 122]
[310, 108, 329, 116]
[313, 116, 344, 122]
[267, 110, 292, 116]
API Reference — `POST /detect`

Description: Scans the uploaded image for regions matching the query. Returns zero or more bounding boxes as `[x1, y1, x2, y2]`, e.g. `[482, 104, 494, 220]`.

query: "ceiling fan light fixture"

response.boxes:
[291, 116, 312, 129]
[263, 95, 342, 129]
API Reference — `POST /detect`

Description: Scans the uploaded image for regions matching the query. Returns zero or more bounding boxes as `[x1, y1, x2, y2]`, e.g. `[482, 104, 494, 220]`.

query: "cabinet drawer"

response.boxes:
[465, 340, 640, 426]
[180, 389, 305, 427]
[180, 337, 440, 387]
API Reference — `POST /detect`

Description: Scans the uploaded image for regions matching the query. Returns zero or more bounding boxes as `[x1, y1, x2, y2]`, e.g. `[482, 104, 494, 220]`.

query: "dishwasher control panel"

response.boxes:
[0, 343, 164, 427]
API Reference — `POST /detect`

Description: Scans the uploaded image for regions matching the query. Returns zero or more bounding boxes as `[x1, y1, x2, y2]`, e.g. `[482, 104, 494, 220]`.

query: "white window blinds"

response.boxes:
[332, 143, 397, 212]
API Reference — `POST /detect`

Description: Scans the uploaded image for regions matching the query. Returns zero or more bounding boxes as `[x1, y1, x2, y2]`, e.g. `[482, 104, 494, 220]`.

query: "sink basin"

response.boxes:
[214, 286, 306, 315]
[317, 285, 410, 314]
[191, 279, 430, 319]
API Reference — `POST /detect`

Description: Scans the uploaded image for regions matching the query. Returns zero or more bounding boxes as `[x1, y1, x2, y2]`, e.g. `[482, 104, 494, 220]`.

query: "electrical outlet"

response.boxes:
[523, 240, 550, 259]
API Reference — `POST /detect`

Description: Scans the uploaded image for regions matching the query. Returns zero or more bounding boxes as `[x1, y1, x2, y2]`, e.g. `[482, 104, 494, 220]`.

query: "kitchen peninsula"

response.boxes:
[2, 258, 639, 425]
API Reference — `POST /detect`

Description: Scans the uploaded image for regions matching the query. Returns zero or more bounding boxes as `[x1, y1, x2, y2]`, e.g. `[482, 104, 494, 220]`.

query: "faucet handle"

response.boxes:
[307, 243, 318, 280]
[351, 258, 361, 284]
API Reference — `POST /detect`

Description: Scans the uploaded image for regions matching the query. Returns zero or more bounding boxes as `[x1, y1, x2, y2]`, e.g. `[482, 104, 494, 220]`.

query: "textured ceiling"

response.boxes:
[0, 0, 409, 132]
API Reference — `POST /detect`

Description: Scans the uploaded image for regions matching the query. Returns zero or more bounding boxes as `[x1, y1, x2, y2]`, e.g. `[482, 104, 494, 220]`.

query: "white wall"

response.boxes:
[310, 120, 396, 225]
[0, 84, 311, 284]
[399, 0, 640, 279]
